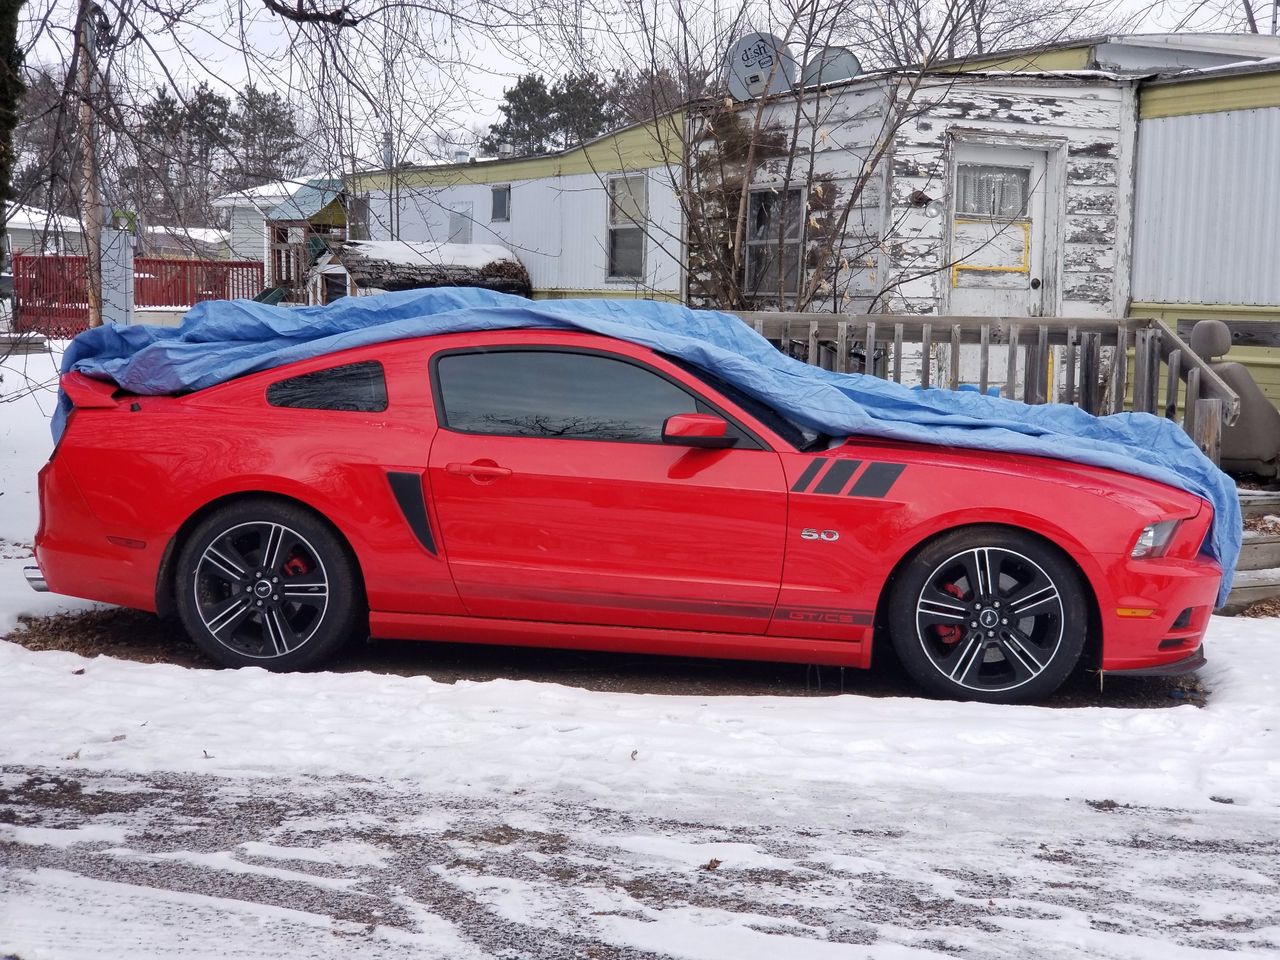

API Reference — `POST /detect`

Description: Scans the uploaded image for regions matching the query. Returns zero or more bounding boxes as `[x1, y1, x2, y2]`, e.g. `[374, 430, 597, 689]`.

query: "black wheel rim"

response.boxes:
[193, 521, 329, 660]
[915, 546, 1064, 693]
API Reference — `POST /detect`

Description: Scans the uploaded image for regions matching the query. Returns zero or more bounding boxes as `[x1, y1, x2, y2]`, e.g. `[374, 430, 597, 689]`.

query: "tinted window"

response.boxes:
[436, 350, 704, 443]
[267, 361, 388, 412]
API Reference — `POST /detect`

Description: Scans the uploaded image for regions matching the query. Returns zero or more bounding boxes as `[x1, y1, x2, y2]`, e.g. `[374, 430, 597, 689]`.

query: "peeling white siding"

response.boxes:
[1132, 107, 1280, 306]
[689, 75, 1130, 317]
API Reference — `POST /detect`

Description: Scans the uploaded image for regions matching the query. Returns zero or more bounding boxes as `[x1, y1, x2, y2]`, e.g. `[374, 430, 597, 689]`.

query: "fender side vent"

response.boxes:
[386, 471, 438, 556]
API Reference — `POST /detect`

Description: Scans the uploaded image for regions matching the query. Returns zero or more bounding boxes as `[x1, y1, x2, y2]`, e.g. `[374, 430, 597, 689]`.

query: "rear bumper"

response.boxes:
[23, 564, 48, 592]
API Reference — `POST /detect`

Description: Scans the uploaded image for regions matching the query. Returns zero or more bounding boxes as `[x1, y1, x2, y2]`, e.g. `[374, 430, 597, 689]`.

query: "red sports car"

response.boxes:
[28, 328, 1220, 703]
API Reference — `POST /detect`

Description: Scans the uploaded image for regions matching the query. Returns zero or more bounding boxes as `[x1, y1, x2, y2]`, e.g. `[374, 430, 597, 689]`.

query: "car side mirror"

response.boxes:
[662, 413, 737, 449]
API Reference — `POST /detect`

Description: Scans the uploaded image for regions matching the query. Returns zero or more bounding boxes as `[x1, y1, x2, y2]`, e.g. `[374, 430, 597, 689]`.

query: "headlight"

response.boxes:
[1131, 520, 1181, 559]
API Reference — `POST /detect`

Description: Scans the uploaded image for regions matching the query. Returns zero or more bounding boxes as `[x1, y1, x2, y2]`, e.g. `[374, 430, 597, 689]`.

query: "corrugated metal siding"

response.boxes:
[1133, 108, 1280, 305]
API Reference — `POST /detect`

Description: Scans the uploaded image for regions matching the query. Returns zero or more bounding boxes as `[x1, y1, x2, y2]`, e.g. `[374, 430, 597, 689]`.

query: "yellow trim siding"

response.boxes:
[940, 47, 1092, 73]
[1130, 302, 1280, 406]
[1140, 72, 1280, 119]
[350, 116, 684, 191]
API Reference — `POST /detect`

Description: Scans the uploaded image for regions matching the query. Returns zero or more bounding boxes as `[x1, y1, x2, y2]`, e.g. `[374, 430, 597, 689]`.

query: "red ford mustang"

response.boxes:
[28, 328, 1221, 703]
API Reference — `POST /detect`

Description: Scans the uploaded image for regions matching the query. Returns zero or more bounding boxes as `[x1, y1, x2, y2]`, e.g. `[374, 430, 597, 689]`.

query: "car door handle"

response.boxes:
[446, 461, 512, 478]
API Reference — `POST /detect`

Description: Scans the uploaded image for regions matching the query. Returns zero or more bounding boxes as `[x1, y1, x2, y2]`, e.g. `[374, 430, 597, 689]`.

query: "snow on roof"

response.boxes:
[146, 225, 229, 245]
[1155, 54, 1280, 82]
[267, 179, 344, 222]
[5, 204, 83, 234]
[344, 240, 520, 269]
[212, 177, 320, 211]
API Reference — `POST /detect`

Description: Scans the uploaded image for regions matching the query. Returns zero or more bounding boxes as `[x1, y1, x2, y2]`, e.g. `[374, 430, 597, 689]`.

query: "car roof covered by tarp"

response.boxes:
[56, 286, 1240, 603]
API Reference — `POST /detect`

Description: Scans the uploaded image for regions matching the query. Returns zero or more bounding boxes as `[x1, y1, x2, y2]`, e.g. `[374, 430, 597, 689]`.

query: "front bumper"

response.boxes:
[24, 564, 49, 592]
[1104, 645, 1207, 677]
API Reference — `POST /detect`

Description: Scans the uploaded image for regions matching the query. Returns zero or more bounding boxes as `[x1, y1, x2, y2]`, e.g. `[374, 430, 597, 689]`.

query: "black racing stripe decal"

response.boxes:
[387, 471, 438, 555]
[814, 459, 861, 495]
[848, 462, 906, 499]
[465, 581, 774, 619]
[790, 457, 826, 493]
[777, 606, 874, 626]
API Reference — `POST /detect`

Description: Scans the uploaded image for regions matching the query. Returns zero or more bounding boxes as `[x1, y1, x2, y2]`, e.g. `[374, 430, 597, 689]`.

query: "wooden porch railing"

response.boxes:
[733, 313, 1240, 463]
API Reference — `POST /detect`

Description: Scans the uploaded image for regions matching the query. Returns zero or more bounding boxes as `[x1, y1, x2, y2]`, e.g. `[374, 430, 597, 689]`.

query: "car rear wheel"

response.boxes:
[888, 527, 1087, 704]
[175, 500, 362, 670]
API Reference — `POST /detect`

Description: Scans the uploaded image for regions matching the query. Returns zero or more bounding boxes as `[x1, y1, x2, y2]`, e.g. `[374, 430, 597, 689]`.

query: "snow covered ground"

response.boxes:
[2, 343, 1279, 959]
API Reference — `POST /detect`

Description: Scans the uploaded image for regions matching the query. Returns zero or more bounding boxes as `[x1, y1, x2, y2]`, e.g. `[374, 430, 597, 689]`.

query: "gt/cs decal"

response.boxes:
[779, 606, 873, 626]
[791, 458, 906, 498]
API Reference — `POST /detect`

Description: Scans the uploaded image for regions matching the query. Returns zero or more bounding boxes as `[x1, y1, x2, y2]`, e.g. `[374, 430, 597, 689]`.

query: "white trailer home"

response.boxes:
[345, 120, 684, 302]
[1130, 58, 1280, 405]
[686, 35, 1280, 320]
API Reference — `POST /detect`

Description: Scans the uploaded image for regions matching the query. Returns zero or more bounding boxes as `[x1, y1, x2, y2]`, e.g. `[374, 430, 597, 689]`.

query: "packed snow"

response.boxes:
[1, 338, 1278, 958]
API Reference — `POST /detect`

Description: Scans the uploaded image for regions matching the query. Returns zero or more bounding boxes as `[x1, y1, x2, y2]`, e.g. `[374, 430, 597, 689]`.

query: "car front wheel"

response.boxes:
[888, 527, 1088, 703]
[174, 500, 362, 670]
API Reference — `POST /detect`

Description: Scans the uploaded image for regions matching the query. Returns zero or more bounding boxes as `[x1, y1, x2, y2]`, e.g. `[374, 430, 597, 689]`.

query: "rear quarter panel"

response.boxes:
[53, 344, 460, 615]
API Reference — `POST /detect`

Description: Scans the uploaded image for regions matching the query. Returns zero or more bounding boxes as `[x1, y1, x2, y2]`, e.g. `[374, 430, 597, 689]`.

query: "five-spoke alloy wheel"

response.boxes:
[175, 500, 362, 670]
[888, 527, 1087, 703]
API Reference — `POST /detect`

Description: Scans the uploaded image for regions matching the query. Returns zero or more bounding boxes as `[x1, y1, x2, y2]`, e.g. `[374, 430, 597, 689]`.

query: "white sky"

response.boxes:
[19, 0, 1270, 169]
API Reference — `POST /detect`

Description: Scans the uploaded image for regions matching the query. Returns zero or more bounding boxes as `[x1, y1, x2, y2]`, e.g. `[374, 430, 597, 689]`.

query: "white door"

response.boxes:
[948, 145, 1049, 318]
[447, 203, 473, 244]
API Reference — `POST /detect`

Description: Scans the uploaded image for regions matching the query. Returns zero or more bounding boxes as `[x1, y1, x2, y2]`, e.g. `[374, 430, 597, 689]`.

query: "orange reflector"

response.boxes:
[107, 536, 146, 550]
[1115, 607, 1156, 618]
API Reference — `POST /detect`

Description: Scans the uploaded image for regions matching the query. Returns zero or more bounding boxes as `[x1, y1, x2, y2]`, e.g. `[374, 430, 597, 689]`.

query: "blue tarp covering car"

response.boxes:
[56, 287, 1240, 603]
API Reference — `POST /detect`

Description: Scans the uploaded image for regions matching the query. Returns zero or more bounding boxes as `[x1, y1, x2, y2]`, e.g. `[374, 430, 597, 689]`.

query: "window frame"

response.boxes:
[606, 174, 647, 280]
[429, 345, 767, 449]
[265, 360, 389, 413]
[743, 186, 806, 297]
[491, 185, 511, 223]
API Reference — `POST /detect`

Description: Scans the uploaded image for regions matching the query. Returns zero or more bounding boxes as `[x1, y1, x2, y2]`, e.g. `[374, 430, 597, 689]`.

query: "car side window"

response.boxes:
[267, 361, 388, 412]
[435, 349, 743, 444]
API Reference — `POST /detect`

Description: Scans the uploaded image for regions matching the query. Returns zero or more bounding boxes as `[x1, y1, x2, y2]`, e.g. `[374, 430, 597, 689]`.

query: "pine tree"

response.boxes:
[227, 85, 307, 188]
[549, 72, 615, 148]
[0, 0, 24, 242]
[479, 74, 557, 157]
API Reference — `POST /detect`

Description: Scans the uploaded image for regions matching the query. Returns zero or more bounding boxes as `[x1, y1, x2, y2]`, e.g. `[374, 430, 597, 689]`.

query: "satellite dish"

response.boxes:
[726, 33, 798, 101]
[801, 46, 862, 87]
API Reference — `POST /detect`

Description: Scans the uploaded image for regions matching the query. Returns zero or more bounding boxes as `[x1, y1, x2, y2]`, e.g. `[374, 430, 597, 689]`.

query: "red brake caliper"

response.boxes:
[283, 553, 310, 577]
[935, 582, 966, 645]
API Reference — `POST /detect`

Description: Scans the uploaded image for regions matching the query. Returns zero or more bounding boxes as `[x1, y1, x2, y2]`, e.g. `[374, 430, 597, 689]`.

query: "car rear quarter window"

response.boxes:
[435, 349, 709, 443]
[266, 361, 388, 412]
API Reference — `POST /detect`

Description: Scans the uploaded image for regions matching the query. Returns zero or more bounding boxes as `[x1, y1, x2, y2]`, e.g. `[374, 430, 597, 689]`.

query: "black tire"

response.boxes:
[174, 499, 362, 670]
[887, 526, 1087, 704]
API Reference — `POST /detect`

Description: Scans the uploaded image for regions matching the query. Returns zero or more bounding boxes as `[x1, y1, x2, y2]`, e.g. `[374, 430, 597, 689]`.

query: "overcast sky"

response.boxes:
[20, 0, 1267, 170]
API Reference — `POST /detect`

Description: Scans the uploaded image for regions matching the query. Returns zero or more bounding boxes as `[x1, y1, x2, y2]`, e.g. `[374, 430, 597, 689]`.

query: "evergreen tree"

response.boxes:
[227, 84, 307, 188]
[480, 73, 557, 157]
[549, 72, 615, 147]
[0, 0, 22, 224]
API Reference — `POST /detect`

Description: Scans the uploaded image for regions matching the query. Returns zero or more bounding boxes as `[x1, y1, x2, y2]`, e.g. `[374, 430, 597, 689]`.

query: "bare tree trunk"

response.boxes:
[76, 0, 103, 328]
[1241, 0, 1260, 31]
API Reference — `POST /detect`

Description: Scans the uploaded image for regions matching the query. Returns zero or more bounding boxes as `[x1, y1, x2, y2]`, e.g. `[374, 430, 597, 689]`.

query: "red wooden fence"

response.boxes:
[13, 254, 266, 338]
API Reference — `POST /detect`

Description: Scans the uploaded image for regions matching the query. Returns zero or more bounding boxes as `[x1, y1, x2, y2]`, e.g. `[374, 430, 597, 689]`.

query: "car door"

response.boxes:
[426, 344, 788, 634]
